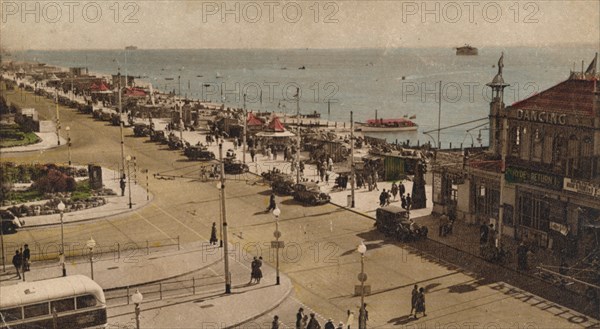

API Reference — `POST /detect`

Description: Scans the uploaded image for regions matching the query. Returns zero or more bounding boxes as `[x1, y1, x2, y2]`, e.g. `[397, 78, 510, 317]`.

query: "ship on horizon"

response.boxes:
[125, 45, 138, 50]
[455, 44, 478, 56]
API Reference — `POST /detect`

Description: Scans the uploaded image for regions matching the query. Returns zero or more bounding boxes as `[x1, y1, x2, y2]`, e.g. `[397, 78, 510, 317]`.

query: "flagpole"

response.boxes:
[296, 88, 301, 184]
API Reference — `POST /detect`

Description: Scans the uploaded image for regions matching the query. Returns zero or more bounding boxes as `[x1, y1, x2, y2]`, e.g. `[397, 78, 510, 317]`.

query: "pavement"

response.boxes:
[0, 241, 293, 329]
[0, 132, 65, 153]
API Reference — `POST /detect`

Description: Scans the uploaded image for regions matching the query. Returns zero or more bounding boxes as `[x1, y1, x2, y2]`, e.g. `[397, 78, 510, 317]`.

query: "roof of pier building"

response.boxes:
[510, 78, 597, 116]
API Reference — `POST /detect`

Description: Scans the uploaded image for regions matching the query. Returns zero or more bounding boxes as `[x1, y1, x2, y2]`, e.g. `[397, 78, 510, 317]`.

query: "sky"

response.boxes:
[1, 0, 599, 50]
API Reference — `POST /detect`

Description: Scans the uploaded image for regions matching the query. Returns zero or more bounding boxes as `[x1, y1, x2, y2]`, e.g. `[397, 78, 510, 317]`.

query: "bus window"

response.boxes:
[51, 298, 75, 312]
[0, 307, 22, 322]
[24, 302, 49, 318]
[76, 295, 97, 309]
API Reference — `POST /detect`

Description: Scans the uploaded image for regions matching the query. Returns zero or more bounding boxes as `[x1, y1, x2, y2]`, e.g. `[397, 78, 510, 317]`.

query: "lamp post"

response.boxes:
[131, 289, 143, 329]
[57, 201, 66, 277]
[357, 241, 367, 329]
[126, 155, 133, 209]
[273, 207, 281, 285]
[350, 111, 355, 208]
[65, 126, 72, 166]
[218, 143, 232, 293]
[216, 181, 223, 247]
[86, 237, 96, 280]
[117, 70, 126, 178]
[242, 94, 247, 164]
[295, 88, 301, 184]
[55, 89, 61, 146]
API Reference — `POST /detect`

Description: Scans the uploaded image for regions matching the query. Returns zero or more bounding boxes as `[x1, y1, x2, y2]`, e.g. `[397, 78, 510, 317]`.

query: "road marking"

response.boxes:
[151, 203, 207, 240]
[133, 211, 179, 246]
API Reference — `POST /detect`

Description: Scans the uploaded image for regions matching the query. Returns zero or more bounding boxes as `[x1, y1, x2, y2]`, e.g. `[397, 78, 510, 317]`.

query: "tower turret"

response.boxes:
[486, 53, 510, 157]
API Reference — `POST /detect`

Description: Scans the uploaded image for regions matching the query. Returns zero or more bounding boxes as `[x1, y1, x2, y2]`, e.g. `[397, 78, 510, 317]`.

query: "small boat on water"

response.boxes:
[165, 77, 174, 80]
[455, 44, 478, 56]
[216, 72, 223, 78]
[356, 118, 418, 132]
[125, 45, 138, 50]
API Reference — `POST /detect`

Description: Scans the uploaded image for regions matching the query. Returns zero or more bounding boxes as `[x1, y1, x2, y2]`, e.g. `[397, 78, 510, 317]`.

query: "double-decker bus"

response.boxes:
[0, 275, 107, 328]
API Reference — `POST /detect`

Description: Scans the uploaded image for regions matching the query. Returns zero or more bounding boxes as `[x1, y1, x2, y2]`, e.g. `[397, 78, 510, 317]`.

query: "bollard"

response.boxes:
[450, 142, 452, 149]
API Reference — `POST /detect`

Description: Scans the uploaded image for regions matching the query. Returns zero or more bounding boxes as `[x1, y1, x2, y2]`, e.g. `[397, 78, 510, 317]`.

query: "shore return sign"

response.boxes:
[516, 109, 567, 125]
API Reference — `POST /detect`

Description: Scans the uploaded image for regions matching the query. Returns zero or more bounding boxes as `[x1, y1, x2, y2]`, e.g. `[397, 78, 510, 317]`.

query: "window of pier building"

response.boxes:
[516, 192, 566, 246]
[471, 179, 500, 220]
[565, 135, 580, 178]
[532, 128, 543, 162]
[519, 127, 531, 161]
[510, 126, 521, 156]
[552, 134, 567, 170]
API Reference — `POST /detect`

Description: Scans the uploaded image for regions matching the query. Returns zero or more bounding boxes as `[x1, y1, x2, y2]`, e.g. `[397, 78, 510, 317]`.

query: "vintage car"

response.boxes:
[261, 170, 295, 195]
[1, 210, 24, 234]
[167, 133, 183, 150]
[150, 130, 167, 144]
[292, 182, 330, 205]
[224, 158, 249, 174]
[375, 206, 428, 241]
[133, 123, 151, 137]
[184, 145, 216, 161]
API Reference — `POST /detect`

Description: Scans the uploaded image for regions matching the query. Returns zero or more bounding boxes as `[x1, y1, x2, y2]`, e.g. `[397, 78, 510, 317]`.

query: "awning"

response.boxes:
[256, 131, 295, 138]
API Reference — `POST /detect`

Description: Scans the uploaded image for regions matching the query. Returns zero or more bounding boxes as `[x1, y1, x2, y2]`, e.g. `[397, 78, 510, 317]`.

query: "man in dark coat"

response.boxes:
[379, 189, 387, 207]
[324, 319, 335, 329]
[399, 182, 406, 196]
[23, 244, 30, 271]
[267, 193, 276, 212]
[272, 315, 281, 329]
[296, 308, 304, 329]
[410, 284, 419, 315]
[210, 223, 218, 245]
[12, 250, 22, 279]
[307, 313, 321, 329]
[120, 176, 126, 196]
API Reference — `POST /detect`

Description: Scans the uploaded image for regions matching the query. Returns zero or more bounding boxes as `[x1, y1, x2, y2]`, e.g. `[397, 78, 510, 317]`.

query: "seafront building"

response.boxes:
[432, 55, 600, 258]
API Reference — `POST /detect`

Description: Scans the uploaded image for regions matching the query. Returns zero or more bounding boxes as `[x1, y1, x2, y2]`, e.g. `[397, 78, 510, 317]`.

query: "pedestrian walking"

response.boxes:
[272, 315, 281, 329]
[250, 257, 258, 284]
[517, 241, 529, 271]
[233, 139, 238, 150]
[267, 193, 277, 212]
[372, 174, 379, 191]
[391, 182, 399, 200]
[296, 308, 305, 329]
[307, 313, 321, 329]
[210, 222, 218, 245]
[255, 256, 263, 283]
[410, 284, 418, 315]
[379, 189, 388, 207]
[301, 314, 309, 329]
[325, 172, 329, 185]
[346, 310, 354, 329]
[120, 176, 126, 196]
[399, 182, 406, 196]
[414, 288, 426, 319]
[406, 193, 412, 210]
[324, 319, 335, 329]
[12, 250, 22, 279]
[23, 244, 30, 271]
[359, 303, 368, 329]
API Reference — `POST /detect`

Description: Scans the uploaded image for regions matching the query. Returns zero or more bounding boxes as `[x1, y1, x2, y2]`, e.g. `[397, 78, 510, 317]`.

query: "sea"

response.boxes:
[6, 46, 598, 147]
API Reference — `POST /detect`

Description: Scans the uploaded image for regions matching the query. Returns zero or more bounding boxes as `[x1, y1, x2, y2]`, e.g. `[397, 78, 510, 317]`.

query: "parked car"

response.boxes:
[184, 145, 216, 161]
[0, 210, 24, 234]
[133, 123, 151, 137]
[375, 206, 428, 241]
[260, 169, 295, 195]
[292, 182, 330, 205]
[224, 158, 249, 174]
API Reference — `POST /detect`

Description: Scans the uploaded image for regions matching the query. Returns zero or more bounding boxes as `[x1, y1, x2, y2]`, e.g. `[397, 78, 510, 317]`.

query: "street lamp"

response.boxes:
[86, 237, 96, 280]
[273, 207, 281, 285]
[131, 289, 143, 329]
[218, 144, 232, 294]
[57, 201, 66, 277]
[216, 181, 223, 247]
[126, 155, 133, 209]
[357, 241, 367, 329]
[65, 126, 71, 166]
